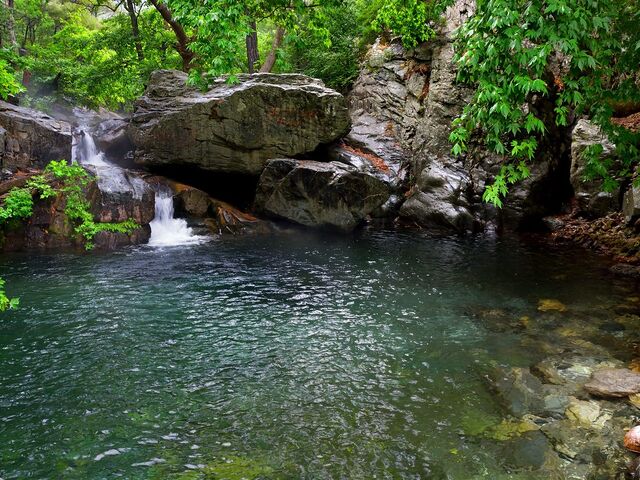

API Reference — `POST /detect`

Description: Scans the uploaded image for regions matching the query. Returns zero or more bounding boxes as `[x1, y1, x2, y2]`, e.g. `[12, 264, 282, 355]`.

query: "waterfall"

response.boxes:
[72, 129, 109, 166]
[73, 125, 207, 247]
[148, 191, 207, 247]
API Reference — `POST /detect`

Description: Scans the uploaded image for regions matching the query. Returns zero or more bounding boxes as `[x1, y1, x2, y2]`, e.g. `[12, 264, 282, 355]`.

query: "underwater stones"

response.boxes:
[585, 369, 640, 398]
[625, 426, 640, 453]
[538, 299, 568, 312]
[501, 430, 561, 474]
[254, 158, 390, 230]
[129, 70, 350, 176]
[565, 397, 611, 429]
[490, 367, 545, 417]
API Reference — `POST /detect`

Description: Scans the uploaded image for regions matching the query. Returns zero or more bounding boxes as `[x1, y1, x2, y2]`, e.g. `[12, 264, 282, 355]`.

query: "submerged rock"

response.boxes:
[585, 369, 640, 398]
[490, 367, 545, 417]
[254, 158, 390, 230]
[129, 70, 350, 176]
[0, 100, 72, 172]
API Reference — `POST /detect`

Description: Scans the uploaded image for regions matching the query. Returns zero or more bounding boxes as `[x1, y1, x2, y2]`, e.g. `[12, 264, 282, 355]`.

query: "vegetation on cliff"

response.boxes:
[450, 0, 640, 206]
[0, 160, 138, 249]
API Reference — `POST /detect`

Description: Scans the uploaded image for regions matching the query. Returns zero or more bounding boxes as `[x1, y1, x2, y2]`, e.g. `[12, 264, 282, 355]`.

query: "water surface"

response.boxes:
[0, 231, 635, 479]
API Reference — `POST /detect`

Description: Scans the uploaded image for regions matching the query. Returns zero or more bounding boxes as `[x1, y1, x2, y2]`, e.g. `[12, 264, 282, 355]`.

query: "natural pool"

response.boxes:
[0, 230, 638, 479]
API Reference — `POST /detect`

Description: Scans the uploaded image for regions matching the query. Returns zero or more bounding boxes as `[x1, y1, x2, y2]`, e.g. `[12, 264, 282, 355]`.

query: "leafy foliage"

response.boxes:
[0, 277, 19, 312]
[0, 59, 23, 100]
[285, 1, 362, 91]
[450, 0, 640, 206]
[45, 160, 138, 249]
[373, 0, 449, 48]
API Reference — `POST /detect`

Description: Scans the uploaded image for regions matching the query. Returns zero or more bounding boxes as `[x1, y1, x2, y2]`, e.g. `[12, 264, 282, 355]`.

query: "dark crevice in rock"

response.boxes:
[149, 164, 259, 211]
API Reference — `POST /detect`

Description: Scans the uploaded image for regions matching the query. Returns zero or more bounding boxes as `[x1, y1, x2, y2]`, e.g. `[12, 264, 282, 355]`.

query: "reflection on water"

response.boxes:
[0, 231, 636, 479]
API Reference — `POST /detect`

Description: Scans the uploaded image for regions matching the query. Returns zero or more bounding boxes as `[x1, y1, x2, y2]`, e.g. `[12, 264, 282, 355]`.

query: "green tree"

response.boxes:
[449, 0, 640, 207]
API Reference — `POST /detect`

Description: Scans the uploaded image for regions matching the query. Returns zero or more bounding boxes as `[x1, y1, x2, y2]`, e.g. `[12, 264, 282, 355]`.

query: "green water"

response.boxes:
[0, 231, 636, 479]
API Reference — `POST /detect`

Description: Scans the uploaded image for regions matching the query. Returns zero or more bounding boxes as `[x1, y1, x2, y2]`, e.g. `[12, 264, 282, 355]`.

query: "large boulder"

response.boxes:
[570, 119, 618, 217]
[129, 70, 351, 176]
[0, 101, 72, 172]
[254, 158, 389, 230]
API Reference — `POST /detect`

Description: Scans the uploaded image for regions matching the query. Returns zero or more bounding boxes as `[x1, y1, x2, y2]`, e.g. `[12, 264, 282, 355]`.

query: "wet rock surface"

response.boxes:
[170, 182, 274, 235]
[254, 158, 390, 230]
[129, 70, 350, 176]
[0, 100, 73, 172]
[467, 292, 640, 479]
[585, 369, 640, 398]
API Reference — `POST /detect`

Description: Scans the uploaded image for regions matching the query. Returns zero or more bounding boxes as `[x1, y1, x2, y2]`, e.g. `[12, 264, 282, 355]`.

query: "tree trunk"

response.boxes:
[148, 0, 194, 71]
[125, 0, 144, 61]
[6, 0, 18, 51]
[245, 18, 259, 73]
[260, 27, 284, 73]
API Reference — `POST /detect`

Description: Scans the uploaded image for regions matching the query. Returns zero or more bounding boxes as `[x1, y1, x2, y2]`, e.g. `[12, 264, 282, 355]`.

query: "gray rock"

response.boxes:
[129, 70, 350, 176]
[0, 100, 72, 172]
[399, 162, 477, 232]
[93, 117, 133, 163]
[623, 185, 640, 225]
[585, 369, 640, 398]
[254, 158, 389, 230]
[570, 119, 618, 217]
[490, 367, 545, 417]
[501, 430, 560, 473]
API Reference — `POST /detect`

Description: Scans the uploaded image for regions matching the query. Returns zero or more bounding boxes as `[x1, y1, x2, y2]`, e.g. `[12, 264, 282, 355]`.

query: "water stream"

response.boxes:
[0, 232, 637, 479]
[72, 128, 204, 247]
[148, 191, 208, 247]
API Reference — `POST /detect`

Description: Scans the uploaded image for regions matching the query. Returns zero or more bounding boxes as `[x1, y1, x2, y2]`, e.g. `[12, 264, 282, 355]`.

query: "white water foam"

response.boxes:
[148, 192, 208, 247]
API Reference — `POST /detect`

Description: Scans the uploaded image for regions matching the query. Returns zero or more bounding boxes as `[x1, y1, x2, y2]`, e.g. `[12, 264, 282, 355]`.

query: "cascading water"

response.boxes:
[72, 130, 109, 167]
[72, 128, 147, 197]
[148, 190, 208, 247]
[73, 125, 207, 247]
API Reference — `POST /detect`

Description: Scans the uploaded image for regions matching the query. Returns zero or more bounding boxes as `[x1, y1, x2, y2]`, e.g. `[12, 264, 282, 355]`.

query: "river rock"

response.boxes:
[565, 397, 611, 428]
[129, 70, 350, 176]
[0, 100, 72, 172]
[170, 183, 272, 235]
[254, 158, 390, 230]
[85, 168, 155, 226]
[585, 369, 640, 398]
[490, 367, 545, 416]
[570, 119, 618, 217]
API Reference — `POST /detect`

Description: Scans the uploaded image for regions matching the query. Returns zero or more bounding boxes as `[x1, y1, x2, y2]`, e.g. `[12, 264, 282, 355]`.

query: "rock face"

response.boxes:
[254, 158, 389, 230]
[0, 101, 73, 172]
[570, 119, 618, 217]
[623, 185, 640, 225]
[129, 70, 350, 176]
[93, 118, 133, 164]
[348, 0, 573, 232]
